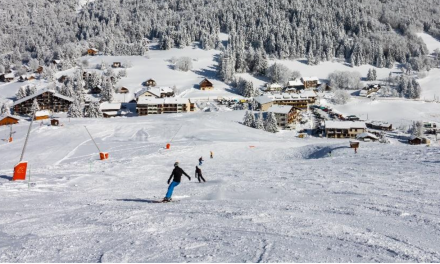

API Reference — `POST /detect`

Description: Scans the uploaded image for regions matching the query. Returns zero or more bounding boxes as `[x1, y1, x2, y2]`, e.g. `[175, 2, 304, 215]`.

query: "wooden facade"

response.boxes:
[301, 77, 319, 89]
[200, 78, 214, 91]
[145, 79, 157, 87]
[112, 62, 122, 68]
[36, 66, 44, 74]
[268, 105, 300, 129]
[87, 48, 98, 56]
[13, 91, 73, 115]
[0, 116, 19, 126]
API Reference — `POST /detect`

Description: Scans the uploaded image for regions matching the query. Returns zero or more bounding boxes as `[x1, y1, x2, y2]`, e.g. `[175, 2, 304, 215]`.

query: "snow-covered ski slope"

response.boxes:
[1, 111, 440, 262]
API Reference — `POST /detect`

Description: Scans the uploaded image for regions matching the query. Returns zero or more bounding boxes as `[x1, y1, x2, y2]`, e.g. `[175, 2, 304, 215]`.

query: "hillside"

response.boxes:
[1, 112, 440, 262]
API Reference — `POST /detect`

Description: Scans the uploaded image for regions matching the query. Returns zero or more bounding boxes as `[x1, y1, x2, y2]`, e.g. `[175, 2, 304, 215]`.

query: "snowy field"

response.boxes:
[1, 112, 440, 262]
[328, 97, 440, 127]
[76, 44, 241, 101]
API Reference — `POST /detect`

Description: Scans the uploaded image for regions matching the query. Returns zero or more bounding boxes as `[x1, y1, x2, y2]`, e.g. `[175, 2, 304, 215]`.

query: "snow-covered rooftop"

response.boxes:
[254, 95, 273, 105]
[325, 121, 366, 129]
[100, 102, 122, 111]
[35, 110, 51, 117]
[356, 132, 379, 140]
[136, 87, 173, 98]
[302, 76, 319, 82]
[267, 105, 293, 114]
[300, 90, 317, 98]
[287, 79, 303, 87]
[13, 88, 74, 106]
[0, 114, 20, 121]
[4, 73, 14, 79]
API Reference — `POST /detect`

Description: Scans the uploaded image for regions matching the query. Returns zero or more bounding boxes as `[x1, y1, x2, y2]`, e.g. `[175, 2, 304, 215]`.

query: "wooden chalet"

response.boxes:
[118, 87, 130, 94]
[265, 83, 283, 92]
[112, 62, 122, 68]
[0, 115, 19, 126]
[36, 66, 44, 74]
[145, 78, 157, 87]
[366, 121, 393, 131]
[13, 89, 74, 115]
[301, 77, 320, 89]
[356, 132, 379, 142]
[199, 78, 214, 91]
[87, 48, 99, 56]
[285, 79, 304, 92]
[136, 87, 174, 99]
[0, 73, 15, 82]
[100, 102, 122, 118]
[408, 136, 429, 145]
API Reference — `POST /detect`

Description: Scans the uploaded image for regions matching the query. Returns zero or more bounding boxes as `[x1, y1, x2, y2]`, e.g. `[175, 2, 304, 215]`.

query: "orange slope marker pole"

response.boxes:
[84, 126, 108, 160]
[13, 112, 35, 181]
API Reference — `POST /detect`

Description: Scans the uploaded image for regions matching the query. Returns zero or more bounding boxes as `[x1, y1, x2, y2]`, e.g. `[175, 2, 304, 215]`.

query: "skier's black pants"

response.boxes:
[196, 173, 206, 182]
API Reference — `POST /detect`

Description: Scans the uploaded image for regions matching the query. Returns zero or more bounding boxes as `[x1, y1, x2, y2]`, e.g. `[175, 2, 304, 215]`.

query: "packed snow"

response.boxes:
[0, 111, 440, 262]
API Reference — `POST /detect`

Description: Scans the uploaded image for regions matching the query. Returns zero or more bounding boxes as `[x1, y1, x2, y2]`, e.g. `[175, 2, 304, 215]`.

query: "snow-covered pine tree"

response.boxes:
[264, 112, 279, 133]
[0, 102, 11, 115]
[243, 111, 254, 127]
[101, 78, 115, 102]
[254, 111, 264, 130]
[87, 101, 103, 118]
[367, 69, 373, 81]
[410, 121, 424, 137]
[16, 86, 27, 99]
[31, 99, 40, 113]
[67, 98, 83, 118]
[372, 69, 377, 81]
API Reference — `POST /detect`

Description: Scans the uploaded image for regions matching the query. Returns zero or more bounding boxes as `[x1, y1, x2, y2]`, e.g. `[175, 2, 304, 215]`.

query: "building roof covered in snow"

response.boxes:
[325, 121, 366, 129]
[100, 102, 122, 111]
[254, 95, 273, 105]
[356, 132, 379, 140]
[287, 79, 303, 87]
[13, 88, 74, 106]
[35, 110, 51, 117]
[0, 114, 20, 121]
[266, 83, 283, 89]
[300, 90, 317, 98]
[302, 76, 320, 82]
[267, 105, 293, 114]
[135, 87, 174, 98]
[4, 73, 15, 79]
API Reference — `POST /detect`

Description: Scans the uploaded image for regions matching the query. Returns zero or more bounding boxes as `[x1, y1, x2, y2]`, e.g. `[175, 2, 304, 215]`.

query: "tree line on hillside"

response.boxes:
[1, 0, 440, 74]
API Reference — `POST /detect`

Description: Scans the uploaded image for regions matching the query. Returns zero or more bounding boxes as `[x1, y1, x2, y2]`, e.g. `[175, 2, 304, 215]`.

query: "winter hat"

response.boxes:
[174, 162, 179, 167]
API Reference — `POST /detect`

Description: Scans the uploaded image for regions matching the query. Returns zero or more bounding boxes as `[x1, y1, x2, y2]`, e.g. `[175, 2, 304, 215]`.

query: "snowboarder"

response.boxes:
[195, 166, 206, 183]
[210, 151, 213, 159]
[328, 150, 332, 157]
[199, 157, 204, 166]
[163, 162, 191, 202]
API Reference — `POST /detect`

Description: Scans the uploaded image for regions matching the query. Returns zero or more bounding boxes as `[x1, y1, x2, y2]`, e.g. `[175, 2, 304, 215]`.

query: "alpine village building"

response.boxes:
[137, 97, 195, 116]
[0, 115, 20, 126]
[199, 78, 214, 91]
[325, 121, 367, 139]
[13, 89, 74, 115]
[267, 105, 300, 130]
